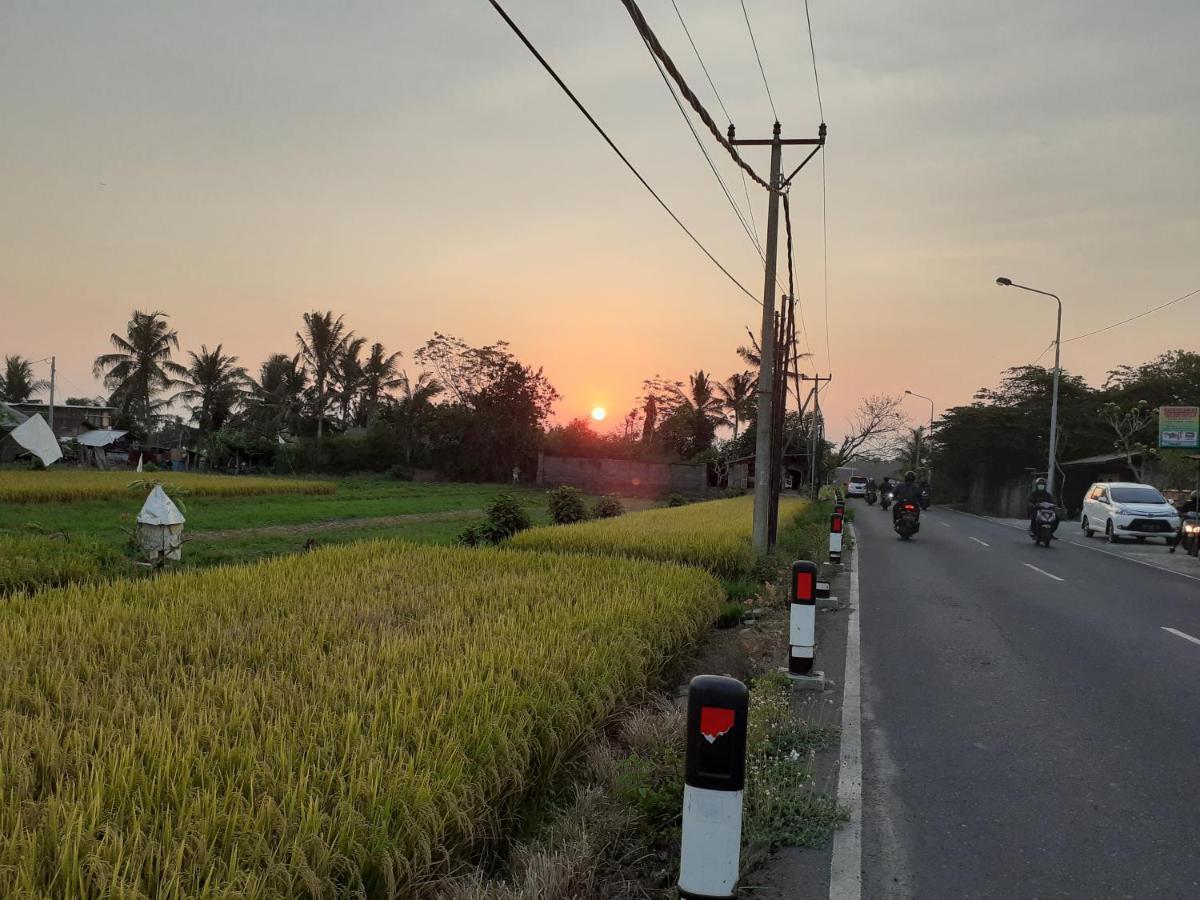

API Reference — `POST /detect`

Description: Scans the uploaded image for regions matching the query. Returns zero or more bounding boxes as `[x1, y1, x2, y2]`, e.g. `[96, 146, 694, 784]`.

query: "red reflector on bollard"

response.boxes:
[790, 560, 818, 605]
[831, 515, 843, 534]
[700, 706, 736, 743]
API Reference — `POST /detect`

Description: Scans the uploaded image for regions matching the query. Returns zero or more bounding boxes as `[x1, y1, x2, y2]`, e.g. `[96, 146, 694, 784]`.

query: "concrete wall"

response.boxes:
[538, 454, 708, 498]
[967, 474, 1029, 518]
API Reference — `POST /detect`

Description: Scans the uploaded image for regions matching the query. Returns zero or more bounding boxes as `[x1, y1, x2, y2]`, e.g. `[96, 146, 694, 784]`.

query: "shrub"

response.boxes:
[592, 495, 624, 519]
[0, 542, 722, 896]
[388, 464, 414, 481]
[485, 492, 531, 540]
[548, 485, 589, 525]
[716, 601, 747, 628]
[666, 492, 688, 507]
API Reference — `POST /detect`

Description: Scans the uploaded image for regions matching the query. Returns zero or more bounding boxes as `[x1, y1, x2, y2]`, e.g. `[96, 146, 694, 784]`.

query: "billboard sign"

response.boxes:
[1158, 406, 1200, 448]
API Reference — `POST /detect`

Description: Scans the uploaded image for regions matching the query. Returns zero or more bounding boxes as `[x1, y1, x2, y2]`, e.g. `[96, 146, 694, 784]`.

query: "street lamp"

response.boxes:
[903, 389, 934, 475]
[996, 276, 1063, 495]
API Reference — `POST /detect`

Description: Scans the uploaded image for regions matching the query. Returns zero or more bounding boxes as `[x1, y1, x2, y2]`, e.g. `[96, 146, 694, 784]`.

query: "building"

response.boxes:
[10, 402, 113, 439]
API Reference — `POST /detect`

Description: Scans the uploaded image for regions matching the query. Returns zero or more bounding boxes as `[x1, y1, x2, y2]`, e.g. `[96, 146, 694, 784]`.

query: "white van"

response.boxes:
[1080, 482, 1180, 543]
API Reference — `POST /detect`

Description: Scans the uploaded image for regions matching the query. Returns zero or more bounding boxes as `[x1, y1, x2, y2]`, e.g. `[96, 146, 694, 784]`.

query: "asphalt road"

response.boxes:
[856, 503, 1200, 899]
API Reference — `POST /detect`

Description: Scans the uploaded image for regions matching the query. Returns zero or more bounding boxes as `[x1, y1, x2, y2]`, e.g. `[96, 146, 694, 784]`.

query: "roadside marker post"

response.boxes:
[678, 675, 748, 900]
[829, 512, 844, 564]
[816, 577, 838, 610]
[789, 561, 818, 675]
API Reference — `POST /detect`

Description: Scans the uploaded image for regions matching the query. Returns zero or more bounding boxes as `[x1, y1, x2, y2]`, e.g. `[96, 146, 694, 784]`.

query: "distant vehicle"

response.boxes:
[847, 475, 869, 497]
[1080, 482, 1180, 544]
[880, 487, 893, 511]
[865, 484, 878, 505]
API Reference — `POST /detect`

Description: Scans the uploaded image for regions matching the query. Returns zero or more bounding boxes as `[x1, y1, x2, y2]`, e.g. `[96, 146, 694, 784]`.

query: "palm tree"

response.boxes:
[393, 370, 442, 464]
[332, 336, 367, 428]
[673, 370, 726, 453]
[93, 310, 188, 436]
[717, 371, 757, 440]
[898, 426, 928, 472]
[0, 355, 48, 403]
[176, 344, 250, 436]
[296, 311, 352, 442]
[358, 342, 404, 427]
[249, 353, 308, 435]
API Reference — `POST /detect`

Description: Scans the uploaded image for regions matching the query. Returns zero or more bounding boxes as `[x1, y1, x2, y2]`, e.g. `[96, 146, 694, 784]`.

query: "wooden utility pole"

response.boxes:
[737, 122, 826, 555]
[798, 373, 832, 495]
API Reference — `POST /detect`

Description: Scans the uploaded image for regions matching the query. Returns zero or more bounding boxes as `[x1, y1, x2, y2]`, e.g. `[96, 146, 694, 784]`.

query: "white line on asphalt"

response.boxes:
[969, 537, 990, 547]
[829, 524, 862, 900]
[939, 521, 951, 528]
[1162, 626, 1200, 647]
[1023, 562, 1064, 582]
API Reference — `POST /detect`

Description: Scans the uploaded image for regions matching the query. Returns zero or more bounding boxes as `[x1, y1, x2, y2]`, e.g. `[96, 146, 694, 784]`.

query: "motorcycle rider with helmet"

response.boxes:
[1168, 490, 1200, 553]
[1027, 476, 1059, 537]
[892, 471, 922, 523]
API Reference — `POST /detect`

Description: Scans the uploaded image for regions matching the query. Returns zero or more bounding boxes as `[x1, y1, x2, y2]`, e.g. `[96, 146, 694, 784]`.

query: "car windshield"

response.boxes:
[1109, 487, 1166, 504]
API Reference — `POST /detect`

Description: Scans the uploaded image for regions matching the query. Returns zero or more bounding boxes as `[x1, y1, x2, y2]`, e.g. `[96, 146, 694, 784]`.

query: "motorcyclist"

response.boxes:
[1027, 477, 1059, 536]
[1168, 491, 1200, 554]
[892, 471, 922, 521]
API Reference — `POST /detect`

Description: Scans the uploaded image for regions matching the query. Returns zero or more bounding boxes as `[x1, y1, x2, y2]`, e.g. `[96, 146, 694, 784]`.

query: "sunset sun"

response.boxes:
[591, 406, 606, 421]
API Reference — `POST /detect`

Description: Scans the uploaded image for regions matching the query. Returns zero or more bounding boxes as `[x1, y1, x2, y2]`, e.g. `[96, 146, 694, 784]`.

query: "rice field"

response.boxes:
[0, 541, 722, 897]
[508, 495, 808, 578]
[0, 469, 336, 503]
[0, 533, 123, 594]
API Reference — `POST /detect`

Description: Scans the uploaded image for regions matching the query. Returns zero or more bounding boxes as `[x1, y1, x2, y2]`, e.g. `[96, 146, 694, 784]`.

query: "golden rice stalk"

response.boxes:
[0, 470, 335, 504]
[0, 541, 722, 897]
[508, 495, 808, 578]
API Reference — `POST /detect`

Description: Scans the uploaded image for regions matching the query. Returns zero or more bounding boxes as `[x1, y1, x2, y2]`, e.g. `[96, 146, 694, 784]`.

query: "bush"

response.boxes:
[716, 601, 746, 628]
[388, 464, 414, 481]
[666, 492, 687, 507]
[592, 495, 624, 519]
[457, 492, 531, 547]
[548, 485, 589, 525]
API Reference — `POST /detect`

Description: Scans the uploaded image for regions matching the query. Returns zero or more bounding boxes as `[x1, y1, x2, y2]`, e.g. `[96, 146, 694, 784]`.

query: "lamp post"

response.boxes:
[904, 389, 934, 476]
[996, 277, 1062, 495]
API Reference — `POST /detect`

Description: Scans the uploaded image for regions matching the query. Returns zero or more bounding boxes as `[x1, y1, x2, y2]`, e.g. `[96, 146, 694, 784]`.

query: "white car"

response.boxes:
[847, 475, 869, 497]
[1080, 482, 1180, 543]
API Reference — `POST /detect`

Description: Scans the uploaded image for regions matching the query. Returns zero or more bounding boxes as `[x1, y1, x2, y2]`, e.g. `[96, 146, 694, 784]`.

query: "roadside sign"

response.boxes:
[1159, 406, 1200, 448]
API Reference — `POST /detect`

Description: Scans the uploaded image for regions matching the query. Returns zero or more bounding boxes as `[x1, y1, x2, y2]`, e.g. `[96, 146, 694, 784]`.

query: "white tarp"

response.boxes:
[76, 428, 127, 448]
[10, 414, 62, 466]
[137, 485, 186, 526]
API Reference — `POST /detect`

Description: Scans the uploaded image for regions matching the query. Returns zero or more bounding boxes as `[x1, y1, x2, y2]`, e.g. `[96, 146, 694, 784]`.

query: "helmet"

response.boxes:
[1035, 476, 1047, 489]
[904, 470, 916, 483]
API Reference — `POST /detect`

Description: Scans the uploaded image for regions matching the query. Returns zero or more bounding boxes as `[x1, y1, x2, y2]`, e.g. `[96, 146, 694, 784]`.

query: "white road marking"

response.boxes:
[1162, 627, 1200, 647]
[1023, 562, 1064, 582]
[969, 537, 990, 547]
[830, 524, 862, 900]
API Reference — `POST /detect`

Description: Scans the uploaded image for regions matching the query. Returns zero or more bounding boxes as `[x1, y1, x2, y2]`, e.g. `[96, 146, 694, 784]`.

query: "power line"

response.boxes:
[486, 0, 760, 304]
[1062, 286, 1200, 344]
[668, 0, 732, 124]
[739, 0, 778, 122]
[782, 192, 817, 375]
[618, 0, 772, 191]
[643, 34, 764, 258]
[802, 0, 824, 121]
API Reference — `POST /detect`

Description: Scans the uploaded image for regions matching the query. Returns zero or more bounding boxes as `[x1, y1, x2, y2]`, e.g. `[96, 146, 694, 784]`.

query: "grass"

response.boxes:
[0, 533, 124, 594]
[0, 469, 335, 503]
[0, 541, 723, 897]
[508, 495, 809, 579]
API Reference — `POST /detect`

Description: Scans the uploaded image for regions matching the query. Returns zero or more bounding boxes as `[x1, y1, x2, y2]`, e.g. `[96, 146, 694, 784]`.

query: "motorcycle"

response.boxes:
[880, 489, 893, 511]
[918, 487, 931, 510]
[894, 500, 921, 539]
[1180, 512, 1200, 557]
[865, 486, 878, 505]
[1030, 501, 1057, 547]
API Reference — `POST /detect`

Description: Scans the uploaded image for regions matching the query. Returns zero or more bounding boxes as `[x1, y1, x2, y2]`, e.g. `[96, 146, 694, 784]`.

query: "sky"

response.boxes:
[2, 0, 1198, 439]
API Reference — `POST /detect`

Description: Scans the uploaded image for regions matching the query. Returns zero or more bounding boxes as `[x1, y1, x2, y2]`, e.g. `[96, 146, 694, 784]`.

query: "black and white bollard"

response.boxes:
[834, 500, 846, 518]
[829, 512, 844, 563]
[789, 560, 818, 675]
[679, 675, 748, 900]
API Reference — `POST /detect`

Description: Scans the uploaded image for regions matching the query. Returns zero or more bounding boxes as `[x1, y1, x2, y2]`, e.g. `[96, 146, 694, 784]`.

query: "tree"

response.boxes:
[93, 310, 188, 437]
[717, 371, 756, 440]
[897, 426, 929, 473]
[296, 311, 353, 442]
[357, 342, 404, 427]
[1100, 399, 1156, 481]
[0, 355, 47, 403]
[248, 353, 308, 435]
[833, 394, 907, 467]
[672, 370, 725, 455]
[389, 370, 442, 465]
[177, 344, 250, 437]
[332, 336, 367, 428]
[639, 376, 682, 447]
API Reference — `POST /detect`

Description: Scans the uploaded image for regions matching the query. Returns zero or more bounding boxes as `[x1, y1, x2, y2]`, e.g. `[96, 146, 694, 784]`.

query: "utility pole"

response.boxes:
[737, 122, 826, 554]
[798, 374, 832, 496]
[48, 356, 56, 435]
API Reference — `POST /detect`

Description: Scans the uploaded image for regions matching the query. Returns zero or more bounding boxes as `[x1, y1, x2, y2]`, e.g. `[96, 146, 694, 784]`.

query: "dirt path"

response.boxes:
[190, 509, 483, 542]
